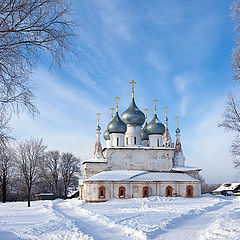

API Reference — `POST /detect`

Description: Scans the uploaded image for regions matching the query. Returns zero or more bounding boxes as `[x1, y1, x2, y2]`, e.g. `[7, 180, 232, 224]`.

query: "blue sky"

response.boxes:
[11, 0, 240, 183]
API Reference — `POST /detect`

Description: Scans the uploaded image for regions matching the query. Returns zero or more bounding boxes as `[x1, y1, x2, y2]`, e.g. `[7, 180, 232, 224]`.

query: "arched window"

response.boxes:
[134, 137, 137, 145]
[98, 186, 106, 199]
[118, 186, 126, 198]
[117, 137, 119, 146]
[157, 139, 160, 147]
[166, 186, 173, 197]
[142, 186, 149, 198]
[186, 185, 193, 198]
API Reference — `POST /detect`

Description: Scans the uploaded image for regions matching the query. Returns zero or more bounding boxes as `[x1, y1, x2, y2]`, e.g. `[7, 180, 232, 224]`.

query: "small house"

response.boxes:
[35, 193, 54, 200]
[212, 183, 240, 196]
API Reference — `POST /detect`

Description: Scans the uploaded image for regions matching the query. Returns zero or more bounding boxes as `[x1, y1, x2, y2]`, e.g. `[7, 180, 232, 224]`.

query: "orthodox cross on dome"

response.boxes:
[114, 96, 120, 112]
[153, 98, 158, 115]
[96, 112, 101, 126]
[144, 108, 148, 123]
[109, 107, 114, 120]
[164, 106, 168, 118]
[130, 80, 136, 98]
[176, 115, 180, 128]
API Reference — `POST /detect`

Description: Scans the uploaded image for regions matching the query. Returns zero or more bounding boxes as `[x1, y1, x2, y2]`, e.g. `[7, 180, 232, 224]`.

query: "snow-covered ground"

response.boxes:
[0, 194, 240, 240]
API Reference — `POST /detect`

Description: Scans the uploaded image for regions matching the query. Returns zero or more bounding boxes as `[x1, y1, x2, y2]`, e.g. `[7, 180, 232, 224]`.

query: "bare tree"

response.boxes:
[16, 138, 46, 207]
[232, 0, 240, 84]
[0, 145, 15, 202]
[38, 150, 61, 197]
[220, 1, 240, 168]
[0, 105, 13, 144]
[219, 92, 240, 168]
[0, 0, 75, 116]
[60, 152, 80, 198]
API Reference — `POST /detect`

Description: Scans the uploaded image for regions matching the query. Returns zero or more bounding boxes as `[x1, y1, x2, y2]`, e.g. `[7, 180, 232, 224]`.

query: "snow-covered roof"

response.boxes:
[86, 170, 146, 181]
[171, 166, 202, 172]
[85, 170, 200, 182]
[213, 183, 240, 192]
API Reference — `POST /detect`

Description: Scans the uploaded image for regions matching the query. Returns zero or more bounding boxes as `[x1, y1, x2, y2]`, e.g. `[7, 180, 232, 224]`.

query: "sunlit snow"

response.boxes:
[0, 195, 240, 240]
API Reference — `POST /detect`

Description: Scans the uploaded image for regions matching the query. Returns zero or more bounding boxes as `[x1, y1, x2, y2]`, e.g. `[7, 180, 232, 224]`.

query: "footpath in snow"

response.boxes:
[0, 194, 240, 240]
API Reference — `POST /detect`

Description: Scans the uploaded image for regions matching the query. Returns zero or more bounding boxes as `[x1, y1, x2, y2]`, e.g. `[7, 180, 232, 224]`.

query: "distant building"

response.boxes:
[212, 183, 240, 196]
[79, 81, 202, 202]
[35, 193, 54, 201]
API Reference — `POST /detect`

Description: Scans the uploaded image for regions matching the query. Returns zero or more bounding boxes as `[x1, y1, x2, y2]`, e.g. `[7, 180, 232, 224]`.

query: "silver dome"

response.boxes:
[176, 128, 181, 134]
[141, 123, 149, 140]
[147, 114, 165, 135]
[103, 129, 110, 140]
[107, 112, 127, 134]
[121, 98, 145, 126]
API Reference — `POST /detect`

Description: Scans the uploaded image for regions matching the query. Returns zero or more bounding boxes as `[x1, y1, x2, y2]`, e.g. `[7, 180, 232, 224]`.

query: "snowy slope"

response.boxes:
[0, 195, 239, 240]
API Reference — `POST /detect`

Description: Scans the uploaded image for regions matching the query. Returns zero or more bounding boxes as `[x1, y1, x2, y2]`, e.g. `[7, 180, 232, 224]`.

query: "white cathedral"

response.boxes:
[79, 81, 202, 202]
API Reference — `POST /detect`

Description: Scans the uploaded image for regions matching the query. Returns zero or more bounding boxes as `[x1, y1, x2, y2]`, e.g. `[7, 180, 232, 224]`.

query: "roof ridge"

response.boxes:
[128, 171, 148, 180]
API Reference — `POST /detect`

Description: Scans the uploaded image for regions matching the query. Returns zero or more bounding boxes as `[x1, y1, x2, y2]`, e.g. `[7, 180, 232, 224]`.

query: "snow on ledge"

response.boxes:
[82, 157, 107, 164]
[171, 166, 202, 172]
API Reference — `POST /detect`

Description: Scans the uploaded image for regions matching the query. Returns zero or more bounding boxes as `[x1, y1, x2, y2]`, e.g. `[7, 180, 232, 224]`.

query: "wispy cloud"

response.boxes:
[183, 96, 238, 183]
[10, 68, 109, 159]
[174, 74, 191, 116]
[94, 0, 132, 41]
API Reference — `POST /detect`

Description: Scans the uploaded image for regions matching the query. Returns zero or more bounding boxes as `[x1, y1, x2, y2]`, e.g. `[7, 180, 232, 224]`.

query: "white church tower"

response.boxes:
[162, 106, 174, 148]
[173, 116, 185, 167]
[146, 99, 165, 148]
[121, 80, 145, 146]
[90, 113, 104, 161]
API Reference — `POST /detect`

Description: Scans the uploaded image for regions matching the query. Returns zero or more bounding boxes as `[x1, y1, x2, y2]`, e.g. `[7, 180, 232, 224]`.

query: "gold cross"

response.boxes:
[153, 98, 158, 115]
[164, 106, 168, 117]
[129, 80, 136, 98]
[144, 108, 148, 123]
[109, 107, 114, 120]
[176, 115, 180, 128]
[114, 96, 120, 112]
[96, 112, 101, 126]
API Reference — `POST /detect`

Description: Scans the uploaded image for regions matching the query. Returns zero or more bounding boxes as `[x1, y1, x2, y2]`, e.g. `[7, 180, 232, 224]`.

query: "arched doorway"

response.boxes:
[186, 185, 193, 197]
[98, 186, 106, 199]
[166, 186, 173, 197]
[142, 186, 149, 198]
[118, 186, 126, 198]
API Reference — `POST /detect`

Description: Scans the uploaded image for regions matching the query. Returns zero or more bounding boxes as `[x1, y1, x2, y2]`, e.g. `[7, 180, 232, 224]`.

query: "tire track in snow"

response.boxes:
[38, 200, 93, 240]
[145, 197, 232, 239]
[52, 200, 146, 240]
[154, 197, 237, 240]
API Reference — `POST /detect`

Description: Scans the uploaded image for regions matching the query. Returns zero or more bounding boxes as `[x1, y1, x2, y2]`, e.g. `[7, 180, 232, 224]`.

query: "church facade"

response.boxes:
[79, 81, 201, 202]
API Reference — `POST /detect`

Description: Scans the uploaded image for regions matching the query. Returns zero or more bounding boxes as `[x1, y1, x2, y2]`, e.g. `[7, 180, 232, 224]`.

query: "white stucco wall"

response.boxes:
[83, 162, 107, 180]
[104, 148, 174, 171]
[83, 181, 201, 202]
